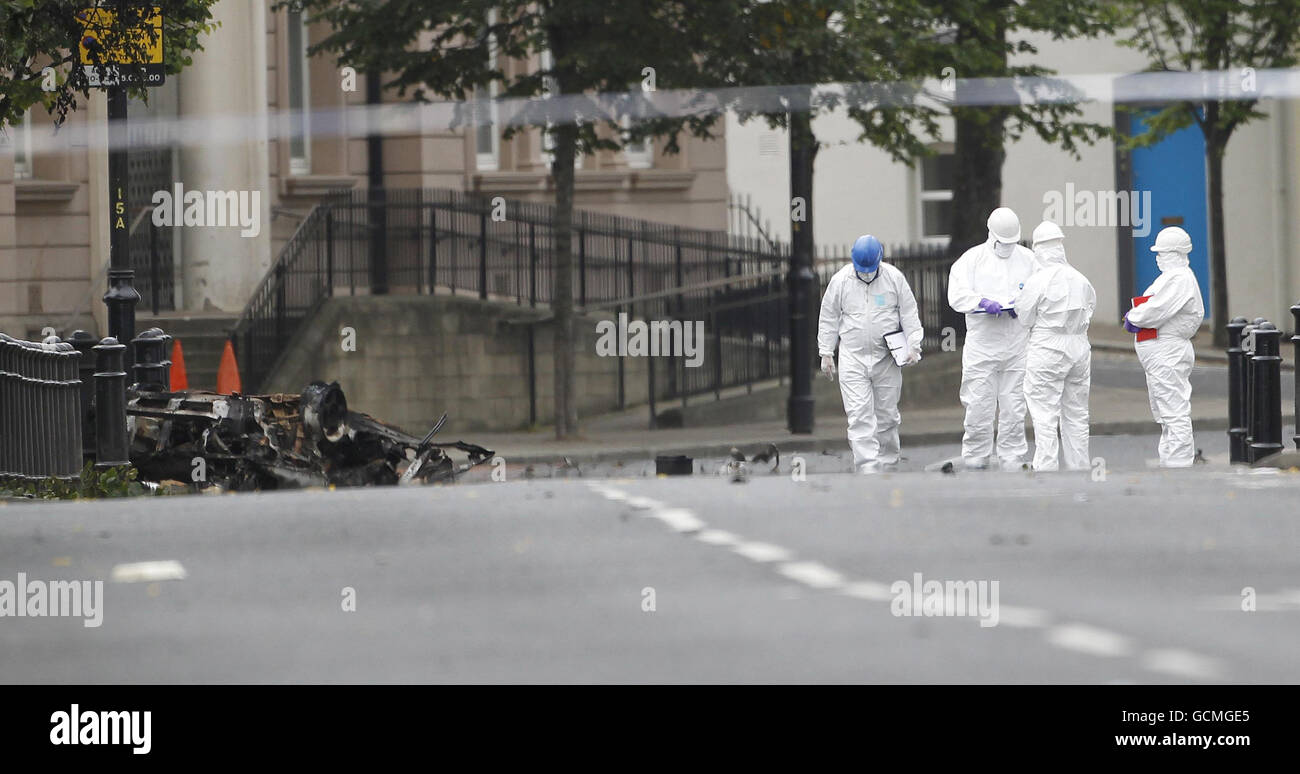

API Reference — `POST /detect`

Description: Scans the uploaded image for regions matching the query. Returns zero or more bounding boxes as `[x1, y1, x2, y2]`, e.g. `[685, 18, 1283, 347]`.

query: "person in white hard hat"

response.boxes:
[1015, 221, 1097, 471]
[947, 207, 1035, 469]
[1123, 225, 1204, 467]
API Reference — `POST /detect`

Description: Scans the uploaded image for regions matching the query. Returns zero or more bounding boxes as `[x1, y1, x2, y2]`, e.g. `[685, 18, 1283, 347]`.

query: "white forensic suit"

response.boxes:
[947, 238, 1036, 468]
[818, 262, 924, 472]
[1125, 252, 1204, 467]
[1015, 243, 1097, 471]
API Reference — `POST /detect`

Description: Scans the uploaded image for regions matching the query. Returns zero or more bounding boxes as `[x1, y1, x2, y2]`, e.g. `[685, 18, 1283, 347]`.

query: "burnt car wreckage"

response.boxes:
[127, 381, 494, 491]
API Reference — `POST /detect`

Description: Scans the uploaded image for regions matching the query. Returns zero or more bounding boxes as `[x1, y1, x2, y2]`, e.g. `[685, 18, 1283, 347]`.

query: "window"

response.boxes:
[622, 116, 652, 169]
[287, 10, 311, 175]
[919, 145, 954, 242]
[12, 110, 33, 180]
[475, 11, 500, 171]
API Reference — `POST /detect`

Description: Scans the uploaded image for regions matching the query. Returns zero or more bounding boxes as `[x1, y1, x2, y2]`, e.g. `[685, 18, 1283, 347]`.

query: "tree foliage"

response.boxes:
[0, 0, 219, 129]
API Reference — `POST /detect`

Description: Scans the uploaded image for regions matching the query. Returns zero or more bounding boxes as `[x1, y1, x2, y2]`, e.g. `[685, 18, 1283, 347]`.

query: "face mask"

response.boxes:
[1033, 243, 1066, 265]
[856, 269, 878, 284]
[992, 241, 1015, 259]
[1156, 250, 1188, 272]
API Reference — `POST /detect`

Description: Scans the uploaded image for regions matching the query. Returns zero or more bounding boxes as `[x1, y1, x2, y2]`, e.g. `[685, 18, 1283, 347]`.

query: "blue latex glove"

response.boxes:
[1123, 314, 1141, 334]
[978, 298, 1003, 316]
[1007, 308, 1018, 319]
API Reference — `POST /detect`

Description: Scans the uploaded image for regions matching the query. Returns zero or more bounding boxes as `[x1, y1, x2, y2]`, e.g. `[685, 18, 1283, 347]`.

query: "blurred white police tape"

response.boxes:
[17, 66, 1300, 155]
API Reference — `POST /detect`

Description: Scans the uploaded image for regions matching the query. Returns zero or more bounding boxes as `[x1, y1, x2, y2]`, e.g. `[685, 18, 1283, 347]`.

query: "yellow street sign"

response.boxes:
[77, 7, 163, 66]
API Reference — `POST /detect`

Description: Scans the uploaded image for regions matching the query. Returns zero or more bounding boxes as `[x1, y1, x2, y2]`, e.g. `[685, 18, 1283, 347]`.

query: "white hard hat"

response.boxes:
[1031, 220, 1065, 247]
[1150, 225, 1192, 254]
[987, 207, 1021, 243]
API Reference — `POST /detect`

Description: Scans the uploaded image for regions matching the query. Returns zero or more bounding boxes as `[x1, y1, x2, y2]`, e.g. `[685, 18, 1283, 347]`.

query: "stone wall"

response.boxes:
[266, 294, 652, 434]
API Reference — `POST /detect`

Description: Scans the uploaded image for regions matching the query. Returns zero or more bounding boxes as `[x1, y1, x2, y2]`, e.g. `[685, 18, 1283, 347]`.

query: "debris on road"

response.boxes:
[126, 381, 493, 491]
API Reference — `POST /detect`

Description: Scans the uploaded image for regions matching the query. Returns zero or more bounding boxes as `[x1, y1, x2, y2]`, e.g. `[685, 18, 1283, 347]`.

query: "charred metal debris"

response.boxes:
[126, 381, 493, 491]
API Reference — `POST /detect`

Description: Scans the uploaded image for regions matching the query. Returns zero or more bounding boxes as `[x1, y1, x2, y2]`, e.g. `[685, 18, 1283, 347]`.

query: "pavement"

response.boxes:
[2, 432, 1298, 684]
[471, 329, 1295, 467]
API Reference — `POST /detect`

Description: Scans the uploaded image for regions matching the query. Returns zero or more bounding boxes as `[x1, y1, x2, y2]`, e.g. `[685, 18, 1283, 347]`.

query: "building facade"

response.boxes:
[0, 0, 728, 340]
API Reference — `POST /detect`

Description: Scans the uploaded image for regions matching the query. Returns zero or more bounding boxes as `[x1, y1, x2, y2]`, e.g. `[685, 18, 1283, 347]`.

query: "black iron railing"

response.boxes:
[0, 334, 85, 480]
[232, 188, 785, 392]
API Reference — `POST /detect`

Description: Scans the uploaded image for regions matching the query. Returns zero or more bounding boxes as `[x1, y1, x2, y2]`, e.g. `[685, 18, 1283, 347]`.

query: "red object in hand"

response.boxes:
[1131, 296, 1157, 342]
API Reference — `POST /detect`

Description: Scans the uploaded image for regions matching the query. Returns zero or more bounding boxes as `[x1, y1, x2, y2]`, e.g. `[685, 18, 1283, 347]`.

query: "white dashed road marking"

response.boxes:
[777, 561, 846, 590]
[110, 560, 188, 583]
[1142, 649, 1225, 681]
[732, 542, 793, 563]
[695, 529, 741, 547]
[1045, 623, 1135, 658]
[840, 580, 894, 601]
[587, 481, 1227, 681]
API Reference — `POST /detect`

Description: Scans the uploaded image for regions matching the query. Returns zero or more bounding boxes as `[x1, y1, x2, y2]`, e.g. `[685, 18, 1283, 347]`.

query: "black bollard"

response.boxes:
[1243, 322, 1258, 454]
[93, 337, 130, 469]
[1291, 302, 1300, 449]
[1248, 322, 1284, 464]
[64, 330, 98, 459]
[1227, 317, 1249, 463]
[130, 327, 172, 392]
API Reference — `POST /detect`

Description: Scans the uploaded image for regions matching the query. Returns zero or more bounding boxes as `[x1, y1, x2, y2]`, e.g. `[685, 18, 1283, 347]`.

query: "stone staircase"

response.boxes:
[137, 312, 239, 391]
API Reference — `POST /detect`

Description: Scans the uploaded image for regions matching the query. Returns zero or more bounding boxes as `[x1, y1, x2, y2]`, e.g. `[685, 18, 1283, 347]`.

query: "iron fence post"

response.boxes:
[479, 208, 488, 300]
[529, 223, 537, 308]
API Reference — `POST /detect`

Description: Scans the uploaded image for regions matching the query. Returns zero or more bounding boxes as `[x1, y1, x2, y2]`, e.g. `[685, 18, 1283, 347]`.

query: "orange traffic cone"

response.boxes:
[216, 339, 242, 395]
[169, 339, 189, 391]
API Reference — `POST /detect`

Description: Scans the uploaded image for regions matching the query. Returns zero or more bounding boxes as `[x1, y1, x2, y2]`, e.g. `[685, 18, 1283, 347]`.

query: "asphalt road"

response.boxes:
[2, 433, 1297, 684]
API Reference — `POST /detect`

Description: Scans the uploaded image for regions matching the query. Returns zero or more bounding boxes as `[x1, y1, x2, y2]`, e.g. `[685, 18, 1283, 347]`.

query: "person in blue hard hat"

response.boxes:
[818, 234, 924, 473]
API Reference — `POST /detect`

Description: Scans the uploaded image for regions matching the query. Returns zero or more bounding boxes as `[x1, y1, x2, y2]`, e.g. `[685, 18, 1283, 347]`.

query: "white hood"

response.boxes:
[1156, 250, 1190, 272]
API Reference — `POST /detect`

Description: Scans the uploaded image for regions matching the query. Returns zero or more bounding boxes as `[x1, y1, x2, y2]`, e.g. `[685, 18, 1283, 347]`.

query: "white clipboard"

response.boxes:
[883, 329, 912, 367]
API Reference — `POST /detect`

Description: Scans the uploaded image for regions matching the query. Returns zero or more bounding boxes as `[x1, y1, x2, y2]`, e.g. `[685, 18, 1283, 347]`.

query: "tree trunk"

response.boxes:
[787, 105, 818, 434]
[948, 11, 1009, 252]
[1206, 140, 1229, 348]
[551, 121, 580, 439]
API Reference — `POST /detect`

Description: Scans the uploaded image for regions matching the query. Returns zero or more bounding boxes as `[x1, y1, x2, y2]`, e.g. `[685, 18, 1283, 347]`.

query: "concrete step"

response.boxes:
[138, 313, 238, 391]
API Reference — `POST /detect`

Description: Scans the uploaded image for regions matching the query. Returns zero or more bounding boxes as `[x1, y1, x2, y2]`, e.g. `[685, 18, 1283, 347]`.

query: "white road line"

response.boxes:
[996, 605, 1053, 629]
[778, 561, 846, 590]
[110, 560, 187, 583]
[649, 508, 705, 534]
[731, 542, 793, 563]
[840, 580, 894, 601]
[695, 529, 741, 547]
[1142, 649, 1225, 681]
[1045, 623, 1135, 658]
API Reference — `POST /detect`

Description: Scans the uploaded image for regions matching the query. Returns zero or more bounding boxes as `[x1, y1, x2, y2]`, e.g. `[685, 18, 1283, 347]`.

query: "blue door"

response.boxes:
[1129, 109, 1210, 317]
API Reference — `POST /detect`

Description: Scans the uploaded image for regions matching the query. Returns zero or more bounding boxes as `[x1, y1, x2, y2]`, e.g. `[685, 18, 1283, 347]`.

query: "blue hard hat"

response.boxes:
[851, 235, 883, 273]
